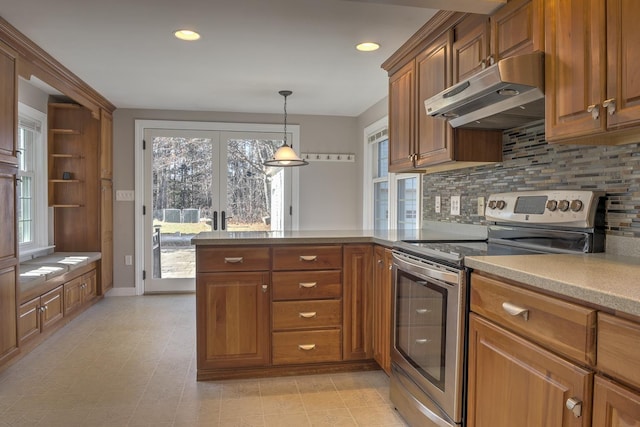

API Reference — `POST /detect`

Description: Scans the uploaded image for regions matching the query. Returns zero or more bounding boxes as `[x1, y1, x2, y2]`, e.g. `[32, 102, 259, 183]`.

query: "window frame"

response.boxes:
[363, 117, 421, 231]
[17, 102, 49, 256]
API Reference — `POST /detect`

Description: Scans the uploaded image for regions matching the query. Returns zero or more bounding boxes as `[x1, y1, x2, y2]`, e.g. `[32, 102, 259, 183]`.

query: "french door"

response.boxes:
[143, 128, 292, 293]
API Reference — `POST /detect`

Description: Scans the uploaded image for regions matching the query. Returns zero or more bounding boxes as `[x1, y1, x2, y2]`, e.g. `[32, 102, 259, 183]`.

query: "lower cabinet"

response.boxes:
[64, 270, 97, 316]
[343, 244, 373, 361]
[0, 266, 18, 363]
[19, 286, 64, 344]
[196, 271, 271, 369]
[593, 375, 640, 427]
[467, 314, 593, 427]
[372, 246, 392, 375]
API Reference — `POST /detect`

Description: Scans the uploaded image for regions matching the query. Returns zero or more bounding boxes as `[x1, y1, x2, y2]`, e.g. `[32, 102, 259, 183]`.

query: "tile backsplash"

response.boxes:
[422, 122, 640, 238]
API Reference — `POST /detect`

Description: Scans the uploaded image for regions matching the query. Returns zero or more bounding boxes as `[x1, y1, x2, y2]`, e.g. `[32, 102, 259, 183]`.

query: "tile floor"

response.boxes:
[0, 294, 409, 426]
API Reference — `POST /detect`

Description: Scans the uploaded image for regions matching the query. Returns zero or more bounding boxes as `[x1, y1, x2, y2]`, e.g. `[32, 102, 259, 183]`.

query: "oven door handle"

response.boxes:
[394, 253, 460, 284]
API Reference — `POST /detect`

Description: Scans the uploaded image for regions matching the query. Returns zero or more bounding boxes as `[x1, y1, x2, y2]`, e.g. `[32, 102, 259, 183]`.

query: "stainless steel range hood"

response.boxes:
[424, 51, 544, 130]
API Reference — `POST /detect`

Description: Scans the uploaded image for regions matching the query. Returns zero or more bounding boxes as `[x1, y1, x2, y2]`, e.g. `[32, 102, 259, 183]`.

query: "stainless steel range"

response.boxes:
[389, 190, 605, 427]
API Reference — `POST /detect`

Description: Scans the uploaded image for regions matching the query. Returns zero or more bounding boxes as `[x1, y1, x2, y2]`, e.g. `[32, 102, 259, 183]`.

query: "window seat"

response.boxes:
[19, 252, 101, 304]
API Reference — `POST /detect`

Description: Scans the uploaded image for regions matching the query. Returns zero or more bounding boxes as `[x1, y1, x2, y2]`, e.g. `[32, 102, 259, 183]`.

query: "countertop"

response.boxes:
[465, 253, 640, 318]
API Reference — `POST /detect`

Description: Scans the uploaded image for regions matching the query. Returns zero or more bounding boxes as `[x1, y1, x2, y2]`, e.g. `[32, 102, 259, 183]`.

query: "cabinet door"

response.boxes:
[388, 61, 415, 172]
[40, 286, 64, 331]
[343, 244, 373, 361]
[545, 0, 606, 141]
[605, 0, 640, 129]
[372, 246, 392, 375]
[0, 165, 16, 263]
[99, 109, 113, 179]
[467, 314, 593, 427]
[100, 179, 113, 293]
[196, 271, 270, 369]
[415, 31, 454, 168]
[0, 41, 17, 163]
[82, 269, 97, 303]
[0, 266, 17, 362]
[453, 15, 490, 83]
[593, 376, 640, 427]
[18, 297, 40, 344]
[491, 0, 543, 61]
[64, 276, 83, 316]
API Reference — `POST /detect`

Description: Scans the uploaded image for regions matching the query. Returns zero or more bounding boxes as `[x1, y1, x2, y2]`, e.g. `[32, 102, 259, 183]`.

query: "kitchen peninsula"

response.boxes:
[192, 229, 640, 383]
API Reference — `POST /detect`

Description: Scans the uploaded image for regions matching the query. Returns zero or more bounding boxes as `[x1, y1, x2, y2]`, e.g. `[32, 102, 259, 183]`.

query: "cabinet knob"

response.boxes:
[261, 284, 268, 293]
[603, 98, 616, 116]
[566, 397, 583, 418]
[587, 104, 600, 120]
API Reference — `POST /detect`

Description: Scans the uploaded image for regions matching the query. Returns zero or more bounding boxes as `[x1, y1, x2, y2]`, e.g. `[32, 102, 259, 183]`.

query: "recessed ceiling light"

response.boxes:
[356, 42, 380, 52]
[174, 30, 201, 41]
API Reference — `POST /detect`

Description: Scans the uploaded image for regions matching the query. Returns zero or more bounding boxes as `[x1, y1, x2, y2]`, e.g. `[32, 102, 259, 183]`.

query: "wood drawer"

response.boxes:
[196, 247, 270, 272]
[272, 329, 342, 365]
[273, 245, 342, 271]
[273, 300, 342, 330]
[470, 273, 596, 365]
[272, 271, 342, 300]
[597, 313, 640, 390]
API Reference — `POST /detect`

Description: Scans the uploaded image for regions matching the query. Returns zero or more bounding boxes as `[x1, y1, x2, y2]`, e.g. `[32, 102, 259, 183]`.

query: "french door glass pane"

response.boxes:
[226, 138, 281, 231]
[374, 181, 389, 230]
[152, 136, 213, 279]
[397, 177, 417, 230]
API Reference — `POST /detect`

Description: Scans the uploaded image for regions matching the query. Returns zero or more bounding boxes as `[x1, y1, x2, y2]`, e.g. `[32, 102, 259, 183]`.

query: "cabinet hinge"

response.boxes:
[143, 139, 146, 150]
[289, 205, 293, 216]
[142, 270, 146, 280]
[143, 205, 146, 215]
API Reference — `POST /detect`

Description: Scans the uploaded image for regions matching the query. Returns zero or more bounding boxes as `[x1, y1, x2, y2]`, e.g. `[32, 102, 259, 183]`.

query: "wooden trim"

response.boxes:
[0, 17, 115, 115]
[382, 11, 465, 74]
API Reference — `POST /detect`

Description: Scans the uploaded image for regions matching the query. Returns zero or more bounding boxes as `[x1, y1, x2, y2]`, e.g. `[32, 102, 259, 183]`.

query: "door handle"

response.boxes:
[213, 211, 218, 231]
[221, 211, 226, 230]
[502, 302, 529, 321]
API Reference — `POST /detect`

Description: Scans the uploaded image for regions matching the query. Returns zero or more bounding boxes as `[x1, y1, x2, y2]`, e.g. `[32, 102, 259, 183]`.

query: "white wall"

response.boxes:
[112, 108, 365, 289]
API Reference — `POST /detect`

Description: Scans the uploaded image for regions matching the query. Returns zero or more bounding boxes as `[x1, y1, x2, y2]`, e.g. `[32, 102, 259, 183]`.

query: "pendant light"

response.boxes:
[263, 90, 308, 167]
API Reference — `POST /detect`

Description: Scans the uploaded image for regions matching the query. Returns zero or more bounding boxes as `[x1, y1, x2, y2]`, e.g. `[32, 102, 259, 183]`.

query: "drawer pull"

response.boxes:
[415, 308, 431, 314]
[299, 255, 317, 262]
[224, 257, 243, 264]
[566, 397, 583, 418]
[299, 312, 317, 319]
[502, 302, 529, 321]
[298, 344, 316, 351]
[299, 282, 317, 288]
[415, 338, 432, 344]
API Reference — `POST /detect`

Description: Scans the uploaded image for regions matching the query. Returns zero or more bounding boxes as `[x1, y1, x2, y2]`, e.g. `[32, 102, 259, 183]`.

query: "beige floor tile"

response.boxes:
[218, 414, 266, 426]
[348, 405, 408, 426]
[306, 408, 358, 427]
[261, 393, 306, 415]
[338, 388, 388, 409]
[264, 412, 311, 426]
[301, 390, 347, 412]
[219, 395, 264, 419]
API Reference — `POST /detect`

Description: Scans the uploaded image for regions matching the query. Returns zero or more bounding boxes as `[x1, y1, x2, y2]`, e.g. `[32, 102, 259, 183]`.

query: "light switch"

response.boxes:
[116, 190, 135, 201]
[451, 196, 461, 216]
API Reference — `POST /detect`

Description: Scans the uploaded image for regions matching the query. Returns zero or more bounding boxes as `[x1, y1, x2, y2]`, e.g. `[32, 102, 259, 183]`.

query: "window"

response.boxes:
[363, 117, 421, 231]
[17, 103, 48, 254]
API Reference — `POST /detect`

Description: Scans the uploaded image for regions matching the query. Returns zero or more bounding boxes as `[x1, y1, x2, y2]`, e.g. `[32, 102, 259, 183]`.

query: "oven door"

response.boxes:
[390, 250, 467, 426]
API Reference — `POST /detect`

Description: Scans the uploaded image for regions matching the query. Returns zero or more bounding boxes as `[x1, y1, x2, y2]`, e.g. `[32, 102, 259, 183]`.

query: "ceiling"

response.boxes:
[1, 0, 504, 116]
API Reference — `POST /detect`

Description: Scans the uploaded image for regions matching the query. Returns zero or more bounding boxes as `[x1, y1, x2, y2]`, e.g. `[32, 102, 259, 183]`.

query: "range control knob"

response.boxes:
[488, 200, 497, 209]
[496, 200, 506, 210]
[570, 200, 584, 212]
[546, 200, 558, 211]
[558, 200, 570, 212]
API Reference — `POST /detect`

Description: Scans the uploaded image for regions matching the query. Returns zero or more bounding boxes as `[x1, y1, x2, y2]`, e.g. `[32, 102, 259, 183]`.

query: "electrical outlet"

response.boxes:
[435, 196, 441, 213]
[125, 255, 133, 266]
[451, 196, 461, 216]
[477, 196, 485, 216]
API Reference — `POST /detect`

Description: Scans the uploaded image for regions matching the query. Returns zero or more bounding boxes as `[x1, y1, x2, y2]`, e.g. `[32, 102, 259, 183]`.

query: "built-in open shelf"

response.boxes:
[48, 102, 81, 109]
[51, 154, 83, 159]
[49, 179, 81, 183]
[51, 204, 83, 208]
[51, 129, 80, 135]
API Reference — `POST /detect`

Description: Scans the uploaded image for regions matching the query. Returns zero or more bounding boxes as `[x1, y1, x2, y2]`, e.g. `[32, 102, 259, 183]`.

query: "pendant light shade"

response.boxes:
[263, 90, 308, 167]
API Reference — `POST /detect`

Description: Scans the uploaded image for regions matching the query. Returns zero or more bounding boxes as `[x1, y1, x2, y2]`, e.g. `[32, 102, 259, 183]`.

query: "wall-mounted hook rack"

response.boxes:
[301, 153, 355, 163]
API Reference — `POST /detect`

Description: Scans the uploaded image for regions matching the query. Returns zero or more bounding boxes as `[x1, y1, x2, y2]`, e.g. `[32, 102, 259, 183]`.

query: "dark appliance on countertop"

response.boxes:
[390, 190, 604, 427]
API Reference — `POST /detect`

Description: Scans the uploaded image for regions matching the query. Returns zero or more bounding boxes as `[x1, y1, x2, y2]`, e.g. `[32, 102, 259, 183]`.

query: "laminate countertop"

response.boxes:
[465, 253, 640, 318]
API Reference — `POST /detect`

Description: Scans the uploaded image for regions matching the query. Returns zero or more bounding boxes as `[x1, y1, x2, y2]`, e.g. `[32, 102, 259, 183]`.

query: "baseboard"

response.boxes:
[104, 287, 137, 297]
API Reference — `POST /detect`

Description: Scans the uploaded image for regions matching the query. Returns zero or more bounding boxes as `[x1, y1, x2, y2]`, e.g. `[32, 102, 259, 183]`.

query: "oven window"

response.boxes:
[395, 269, 447, 390]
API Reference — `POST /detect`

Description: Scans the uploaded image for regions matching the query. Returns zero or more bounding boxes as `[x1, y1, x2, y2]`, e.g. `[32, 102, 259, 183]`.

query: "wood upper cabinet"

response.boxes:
[546, 0, 640, 144]
[343, 244, 373, 361]
[490, 0, 543, 61]
[0, 40, 17, 165]
[453, 15, 490, 84]
[372, 246, 392, 375]
[468, 314, 593, 427]
[593, 375, 640, 427]
[196, 271, 270, 370]
[388, 60, 415, 172]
